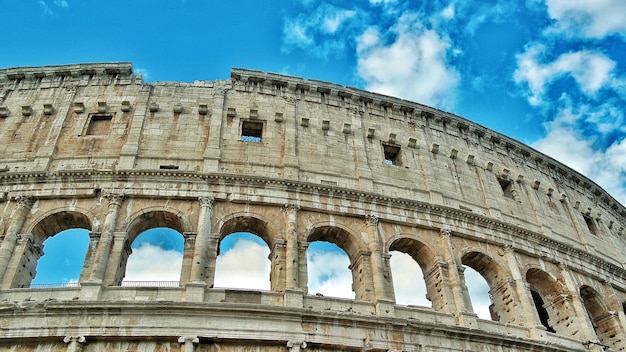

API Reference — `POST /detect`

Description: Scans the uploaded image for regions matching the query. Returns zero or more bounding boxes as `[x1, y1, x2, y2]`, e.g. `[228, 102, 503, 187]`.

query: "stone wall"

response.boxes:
[1, 63, 626, 351]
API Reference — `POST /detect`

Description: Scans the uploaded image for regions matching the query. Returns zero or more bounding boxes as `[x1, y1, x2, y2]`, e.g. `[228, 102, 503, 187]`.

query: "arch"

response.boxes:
[31, 228, 90, 286]
[125, 208, 190, 244]
[114, 209, 190, 286]
[12, 210, 93, 288]
[306, 225, 365, 300]
[122, 227, 185, 284]
[461, 251, 512, 322]
[526, 267, 576, 336]
[388, 236, 438, 308]
[306, 224, 364, 261]
[218, 214, 272, 248]
[580, 285, 626, 350]
[216, 214, 274, 290]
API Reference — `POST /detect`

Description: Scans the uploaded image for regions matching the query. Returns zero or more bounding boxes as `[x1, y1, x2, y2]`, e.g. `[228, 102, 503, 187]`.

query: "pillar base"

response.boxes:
[185, 282, 207, 302]
[375, 298, 396, 317]
[79, 281, 103, 300]
[456, 311, 478, 328]
[284, 289, 304, 308]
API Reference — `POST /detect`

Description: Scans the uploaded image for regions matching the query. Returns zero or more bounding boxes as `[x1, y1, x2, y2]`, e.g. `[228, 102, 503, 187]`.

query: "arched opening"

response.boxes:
[580, 285, 626, 350]
[216, 216, 273, 290]
[214, 232, 271, 290]
[31, 228, 90, 287]
[122, 227, 184, 286]
[307, 241, 353, 299]
[119, 210, 187, 286]
[462, 251, 511, 322]
[526, 268, 561, 334]
[389, 251, 428, 306]
[388, 237, 438, 308]
[14, 211, 92, 288]
[307, 226, 360, 300]
[463, 266, 492, 320]
[531, 289, 555, 333]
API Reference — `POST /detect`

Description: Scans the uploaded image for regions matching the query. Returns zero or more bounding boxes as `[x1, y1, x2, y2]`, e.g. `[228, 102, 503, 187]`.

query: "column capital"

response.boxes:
[15, 195, 36, 209]
[284, 203, 300, 213]
[364, 214, 378, 226]
[178, 336, 199, 344]
[104, 192, 125, 206]
[64, 336, 86, 344]
[439, 227, 452, 237]
[199, 196, 215, 208]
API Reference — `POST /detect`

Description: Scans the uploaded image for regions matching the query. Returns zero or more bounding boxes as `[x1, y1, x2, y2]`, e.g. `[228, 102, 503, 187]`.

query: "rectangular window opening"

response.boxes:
[583, 215, 597, 235]
[241, 120, 263, 143]
[383, 144, 401, 166]
[86, 114, 113, 136]
[498, 178, 515, 199]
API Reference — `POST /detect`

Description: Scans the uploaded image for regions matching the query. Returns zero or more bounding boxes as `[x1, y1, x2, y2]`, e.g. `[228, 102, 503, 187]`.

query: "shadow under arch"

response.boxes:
[125, 209, 189, 244]
[218, 215, 272, 246]
[30, 210, 92, 245]
[461, 250, 514, 322]
[525, 267, 562, 333]
[388, 236, 439, 308]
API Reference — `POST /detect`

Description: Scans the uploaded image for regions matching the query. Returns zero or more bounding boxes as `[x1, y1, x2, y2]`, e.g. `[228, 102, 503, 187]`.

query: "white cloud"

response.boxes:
[134, 67, 151, 81]
[282, 4, 364, 59]
[514, 44, 617, 105]
[123, 243, 183, 281]
[531, 98, 626, 205]
[545, 0, 626, 39]
[356, 13, 459, 108]
[307, 247, 353, 299]
[214, 238, 271, 290]
[54, 0, 68, 8]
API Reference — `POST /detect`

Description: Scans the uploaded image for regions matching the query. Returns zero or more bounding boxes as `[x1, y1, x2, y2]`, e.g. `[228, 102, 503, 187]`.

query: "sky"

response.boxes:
[6, 0, 624, 320]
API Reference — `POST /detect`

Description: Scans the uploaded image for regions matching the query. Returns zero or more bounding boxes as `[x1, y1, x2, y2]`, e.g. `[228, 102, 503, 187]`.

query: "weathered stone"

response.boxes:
[0, 62, 624, 352]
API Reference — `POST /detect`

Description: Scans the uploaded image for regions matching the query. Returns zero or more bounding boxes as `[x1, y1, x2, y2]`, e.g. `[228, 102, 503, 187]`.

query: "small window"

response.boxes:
[383, 144, 401, 166]
[241, 121, 263, 142]
[86, 115, 112, 135]
[583, 214, 597, 235]
[498, 178, 515, 199]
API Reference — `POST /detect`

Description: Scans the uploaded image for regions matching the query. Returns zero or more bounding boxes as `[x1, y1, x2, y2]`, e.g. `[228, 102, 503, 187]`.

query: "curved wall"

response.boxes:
[1, 63, 626, 351]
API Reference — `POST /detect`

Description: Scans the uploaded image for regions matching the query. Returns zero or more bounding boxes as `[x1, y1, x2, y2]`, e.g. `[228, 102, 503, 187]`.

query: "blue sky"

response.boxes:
[7, 0, 624, 319]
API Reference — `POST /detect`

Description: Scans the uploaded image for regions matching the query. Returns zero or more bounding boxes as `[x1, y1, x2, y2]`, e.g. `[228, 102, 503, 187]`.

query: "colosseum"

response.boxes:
[0, 62, 625, 351]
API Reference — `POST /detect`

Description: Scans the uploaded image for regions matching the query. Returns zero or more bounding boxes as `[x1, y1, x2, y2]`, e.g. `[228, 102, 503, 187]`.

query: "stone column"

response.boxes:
[178, 336, 199, 352]
[5, 234, 41, 288]
[557, 263, 598, 343]
[189, 196, 215, 283]
[0, 195, 35, 287]
[364, 215, 390, 302]
[89, 192, 124, 282]
[423, 261, 456, 313]
[64, 336, 86, 352]
[440, 228, 475, 327]
[501, 245, 544, 336]
[284, 204, 300, 290]
[78, 232, 101, 282]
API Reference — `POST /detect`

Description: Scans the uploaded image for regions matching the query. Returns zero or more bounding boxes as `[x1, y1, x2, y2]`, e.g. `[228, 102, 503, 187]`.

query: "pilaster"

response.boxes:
[0, 195, 36, 288]
[89, 192, 124, 284]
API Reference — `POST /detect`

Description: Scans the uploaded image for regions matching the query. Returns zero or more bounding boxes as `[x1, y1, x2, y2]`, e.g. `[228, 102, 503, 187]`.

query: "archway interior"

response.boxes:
[31, 228, 89, 286]
[122, 227, 184, 282]
[307, 241, 354, 299]
[531, 289, 555, 333]
[389, 250, 429, 306]
[214, 232, 270, 290]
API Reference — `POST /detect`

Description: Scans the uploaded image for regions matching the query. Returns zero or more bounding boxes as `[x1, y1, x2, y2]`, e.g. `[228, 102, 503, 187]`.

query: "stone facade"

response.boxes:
[0, 63, 625, 351]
